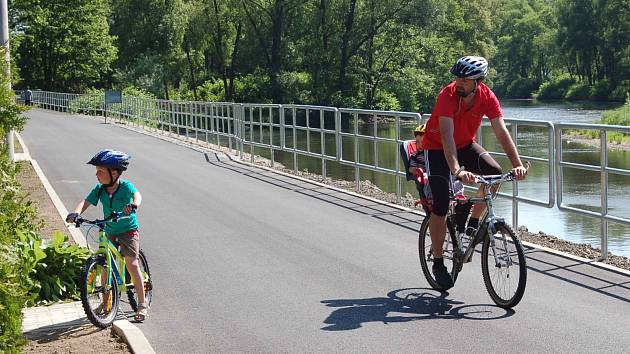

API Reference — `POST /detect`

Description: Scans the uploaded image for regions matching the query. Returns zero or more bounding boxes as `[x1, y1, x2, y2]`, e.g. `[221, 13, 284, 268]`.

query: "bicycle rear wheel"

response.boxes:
[80, 255, 120, 328]
[481, 223, 527, 308]
[418, 216, 461, 290]
[127, 249, 153, 312]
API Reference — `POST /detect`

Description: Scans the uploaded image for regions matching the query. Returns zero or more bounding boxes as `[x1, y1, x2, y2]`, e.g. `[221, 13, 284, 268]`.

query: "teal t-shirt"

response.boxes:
[85, 180, 139, 235]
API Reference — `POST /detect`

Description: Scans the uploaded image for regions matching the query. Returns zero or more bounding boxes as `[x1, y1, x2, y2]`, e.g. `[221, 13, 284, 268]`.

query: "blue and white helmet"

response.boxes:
[450, 56, 488, 80]
[87, 149, 130, 171]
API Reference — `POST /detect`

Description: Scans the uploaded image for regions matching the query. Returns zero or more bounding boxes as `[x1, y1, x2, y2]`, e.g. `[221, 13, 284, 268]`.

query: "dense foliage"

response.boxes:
[1, 48, 90, 351]
[0, 63, 31, 349]
[8, 0, 630, 110]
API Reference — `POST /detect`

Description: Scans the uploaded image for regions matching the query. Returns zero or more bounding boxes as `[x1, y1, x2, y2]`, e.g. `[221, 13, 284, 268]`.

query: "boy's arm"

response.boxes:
[132, 192, 142, 208]
[74, 200, 91, 214]
[123, 192, 142, 215]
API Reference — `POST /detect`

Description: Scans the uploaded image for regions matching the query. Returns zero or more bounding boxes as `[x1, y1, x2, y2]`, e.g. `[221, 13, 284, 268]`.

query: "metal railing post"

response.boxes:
[270, 106, 274, 167]
[320, 109, 326, 178]
[600, 129, 608, 260]
[511, 122, 519, 228]
[395, 116, 401, 204]
[354, 112, 360, 192]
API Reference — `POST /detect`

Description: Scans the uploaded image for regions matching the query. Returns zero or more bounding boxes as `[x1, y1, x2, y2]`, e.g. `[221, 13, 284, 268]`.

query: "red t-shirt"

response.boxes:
[422, 81, 502, 150]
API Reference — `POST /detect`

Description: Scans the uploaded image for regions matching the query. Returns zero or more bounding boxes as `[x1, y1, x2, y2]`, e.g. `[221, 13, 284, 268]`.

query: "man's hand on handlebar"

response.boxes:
[512, 163, 529, 181]
[457, 170, 476, 184]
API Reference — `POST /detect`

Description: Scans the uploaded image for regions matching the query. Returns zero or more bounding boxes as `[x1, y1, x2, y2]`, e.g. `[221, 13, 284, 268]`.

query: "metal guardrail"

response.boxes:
[337, 108, 422, 202]
[29, 90, 630, 259]
[478, 118, 556, 228]
[555, 123, 630, 258]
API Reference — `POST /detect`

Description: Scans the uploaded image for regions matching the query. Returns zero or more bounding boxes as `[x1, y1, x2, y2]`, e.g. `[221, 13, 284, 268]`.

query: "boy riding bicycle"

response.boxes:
[66, 149, 148, 321]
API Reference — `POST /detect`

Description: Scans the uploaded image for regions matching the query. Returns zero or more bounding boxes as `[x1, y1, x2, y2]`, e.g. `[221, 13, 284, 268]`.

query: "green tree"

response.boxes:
[12, 0, 117, 92]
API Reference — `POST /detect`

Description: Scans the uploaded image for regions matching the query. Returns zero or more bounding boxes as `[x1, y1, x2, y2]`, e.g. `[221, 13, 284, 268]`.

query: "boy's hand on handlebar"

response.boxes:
[123, 203, 137, 215]
[512, 165, 528, 180]
[66, 212, 79, 223]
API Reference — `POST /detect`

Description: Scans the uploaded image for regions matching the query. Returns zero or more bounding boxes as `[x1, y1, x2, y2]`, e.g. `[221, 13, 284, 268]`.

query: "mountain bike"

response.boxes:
[418, 169, 527, 309]
[74, 212, 153, 328]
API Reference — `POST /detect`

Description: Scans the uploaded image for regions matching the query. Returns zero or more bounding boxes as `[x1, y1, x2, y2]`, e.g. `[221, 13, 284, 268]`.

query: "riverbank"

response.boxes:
[565, 133, 630, 151]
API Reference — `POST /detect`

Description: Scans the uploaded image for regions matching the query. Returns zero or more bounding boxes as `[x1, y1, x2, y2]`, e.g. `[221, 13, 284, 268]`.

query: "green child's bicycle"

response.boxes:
[73, 212, 153, 328]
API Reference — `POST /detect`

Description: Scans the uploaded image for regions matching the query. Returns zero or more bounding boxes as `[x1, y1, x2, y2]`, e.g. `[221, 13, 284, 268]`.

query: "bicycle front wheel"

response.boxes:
[481, 223, 527, 308]
[80, 256, 120, 328]
[418, 216, 460, 290]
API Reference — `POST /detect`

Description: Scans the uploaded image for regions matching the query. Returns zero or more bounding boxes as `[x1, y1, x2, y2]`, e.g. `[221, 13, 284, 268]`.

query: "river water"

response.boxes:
[246, 100, 630, 256]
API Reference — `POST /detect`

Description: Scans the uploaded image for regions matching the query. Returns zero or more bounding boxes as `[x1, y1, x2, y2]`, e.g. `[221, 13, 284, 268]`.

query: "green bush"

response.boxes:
[506, 77, 538, 98]
[373, 89, 401, 111]
[610, 81, 630, 102]
[535, 73, 577, 100]
[278, 71, 312, 104]
[18, 231, 90, 306]
[122, 86, 156, 100]
[564, 83, 591, 101]
[600, 95, 630, 126]
[197, 80, 226, 102]
[589, 80, 610, 101]
[0, 158, 39, 352]
[234, 70, 272, 103]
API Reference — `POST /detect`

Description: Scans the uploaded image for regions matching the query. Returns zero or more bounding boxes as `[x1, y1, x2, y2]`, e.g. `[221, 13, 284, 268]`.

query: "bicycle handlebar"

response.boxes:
[460, 161, 530, 186]
[73, 211, 132, 228]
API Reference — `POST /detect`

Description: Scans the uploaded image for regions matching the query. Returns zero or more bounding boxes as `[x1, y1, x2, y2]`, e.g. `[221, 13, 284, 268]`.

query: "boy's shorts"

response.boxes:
[107, 230, 140, 259]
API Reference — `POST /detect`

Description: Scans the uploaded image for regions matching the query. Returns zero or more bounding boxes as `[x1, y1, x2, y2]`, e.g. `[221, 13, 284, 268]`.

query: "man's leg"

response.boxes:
[429, 213, 447, 258]
[460, 143, 502, 230]
[425, 150, 453, 289]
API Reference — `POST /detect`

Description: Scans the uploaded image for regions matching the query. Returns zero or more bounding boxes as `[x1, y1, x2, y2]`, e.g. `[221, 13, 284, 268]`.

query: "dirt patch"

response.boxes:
[16, 161, 71, 241]
[23, 323, 129, 354]
[14, 133, 24, 153]
[15, 161, 131, 353]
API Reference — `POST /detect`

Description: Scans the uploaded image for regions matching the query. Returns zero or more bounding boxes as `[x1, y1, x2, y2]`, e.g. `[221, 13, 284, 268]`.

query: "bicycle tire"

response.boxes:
[418, 216, 461, 290]
[481, 223, 527, 308]
[127, 249, 153, 312]
[80, 256, 120, 328]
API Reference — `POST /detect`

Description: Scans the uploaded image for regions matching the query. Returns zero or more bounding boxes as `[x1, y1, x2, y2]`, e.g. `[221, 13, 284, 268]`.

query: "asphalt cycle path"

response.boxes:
[22, 109, 630, 353]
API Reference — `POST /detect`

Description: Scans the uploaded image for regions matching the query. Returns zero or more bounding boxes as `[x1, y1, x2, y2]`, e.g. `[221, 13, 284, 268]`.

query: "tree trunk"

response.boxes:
[270, 0, 285, 103]
[338, 0, 357, 94]
[211, 0, 228, 99]
[227, 22, 242, 101]
[365, 0, 376, 108]
[184, 39, 198, 100]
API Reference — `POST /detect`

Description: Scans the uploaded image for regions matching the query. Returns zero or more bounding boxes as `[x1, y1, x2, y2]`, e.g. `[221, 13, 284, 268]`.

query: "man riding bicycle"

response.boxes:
[422, 56, 527, 289]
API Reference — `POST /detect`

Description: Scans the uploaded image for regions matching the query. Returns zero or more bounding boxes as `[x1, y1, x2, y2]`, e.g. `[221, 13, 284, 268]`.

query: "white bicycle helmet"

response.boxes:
[450, 56, 488, 80]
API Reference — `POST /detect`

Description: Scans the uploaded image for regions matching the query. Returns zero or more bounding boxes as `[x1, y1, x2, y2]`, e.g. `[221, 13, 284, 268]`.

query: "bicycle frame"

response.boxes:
[452, 175, 512, 266]
[92, 229, 130, 292]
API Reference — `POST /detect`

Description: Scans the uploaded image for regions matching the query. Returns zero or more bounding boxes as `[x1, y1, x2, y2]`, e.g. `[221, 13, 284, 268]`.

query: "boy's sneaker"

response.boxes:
[432, 262, 454, 290]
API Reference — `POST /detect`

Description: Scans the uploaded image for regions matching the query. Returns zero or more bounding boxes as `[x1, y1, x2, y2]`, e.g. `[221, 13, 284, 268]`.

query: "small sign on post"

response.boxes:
[104, 90, 122, 123]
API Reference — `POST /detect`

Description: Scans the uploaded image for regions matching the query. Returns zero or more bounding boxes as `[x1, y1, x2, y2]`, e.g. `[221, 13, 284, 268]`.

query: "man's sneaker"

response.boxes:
[432, 263, 454, 290]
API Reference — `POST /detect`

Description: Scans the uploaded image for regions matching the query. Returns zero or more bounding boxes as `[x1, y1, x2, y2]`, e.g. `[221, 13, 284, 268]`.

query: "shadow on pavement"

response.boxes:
[320, 288, 514, 331]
